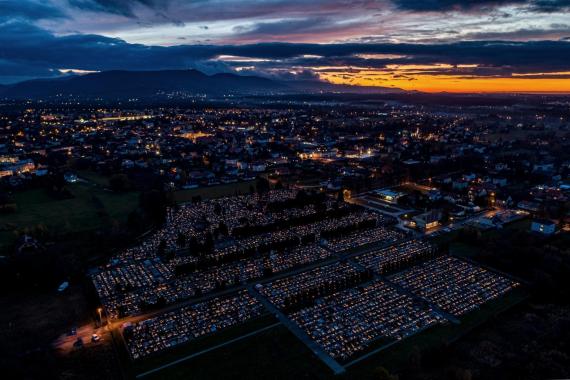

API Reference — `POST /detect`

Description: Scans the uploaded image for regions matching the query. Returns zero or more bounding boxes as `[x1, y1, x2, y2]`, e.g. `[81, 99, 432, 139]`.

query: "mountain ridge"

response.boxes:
[0, 69, 403, 99]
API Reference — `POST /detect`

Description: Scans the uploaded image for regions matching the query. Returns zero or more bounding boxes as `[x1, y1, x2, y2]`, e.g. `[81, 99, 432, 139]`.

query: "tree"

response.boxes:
[408, 345, 422, 372]
[452, 368, 472, 380]
[188, 236, 200, 256]
[204, 231, 214, 253]
[157, 239, 167, 257]
[176, 232, 186, 248]
[218, 222, 229, 236]
[256, 177, 270, 194]
[139, 190, 169, 225]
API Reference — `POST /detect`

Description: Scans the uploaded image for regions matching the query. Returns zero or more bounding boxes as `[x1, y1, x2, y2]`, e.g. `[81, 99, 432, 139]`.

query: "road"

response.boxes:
[52, 323, 109, 354]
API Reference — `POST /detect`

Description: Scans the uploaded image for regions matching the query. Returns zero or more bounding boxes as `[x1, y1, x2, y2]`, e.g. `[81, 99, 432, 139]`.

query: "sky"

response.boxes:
[1, 0, 570, 92]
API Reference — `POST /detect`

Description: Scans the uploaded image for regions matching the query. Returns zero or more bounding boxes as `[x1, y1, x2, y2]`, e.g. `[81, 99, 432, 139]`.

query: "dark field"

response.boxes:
[0, 182, 138, 252]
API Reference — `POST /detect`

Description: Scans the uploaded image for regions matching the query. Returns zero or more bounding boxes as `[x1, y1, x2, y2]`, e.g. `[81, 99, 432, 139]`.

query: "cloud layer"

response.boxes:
[1, 0, 569, 91]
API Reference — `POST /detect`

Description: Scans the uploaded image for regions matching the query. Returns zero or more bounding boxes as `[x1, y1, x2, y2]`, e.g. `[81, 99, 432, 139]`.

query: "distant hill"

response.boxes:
[0, 70, 403, 99]
[283, 80, 404, 94]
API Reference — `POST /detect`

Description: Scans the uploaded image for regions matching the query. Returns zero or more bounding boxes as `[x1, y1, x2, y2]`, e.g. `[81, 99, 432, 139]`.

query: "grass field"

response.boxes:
[174, 180, 256, 203]
[0, 182, 139, 252]
[0, 178, 260, 252]
[448, 242, 480, 258]
[77, 170, 112, 187]
[428, 229, 459, 245]
[144, 324, 332, 380]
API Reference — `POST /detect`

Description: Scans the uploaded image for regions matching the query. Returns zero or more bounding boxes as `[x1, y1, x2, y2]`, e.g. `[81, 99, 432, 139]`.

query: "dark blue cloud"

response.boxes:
[460, 24, 570, 40]
[0, 60, 58, 84]
[231, 16, 363, 41]
[0, 0, 66, 21]
[1, 21, 570, 83]
[208, 41, 570, 74]
[530, 0, 570, 12]
[391, 0, 525, 11]
[64, 0, 570, 18]
[234, 18, 332, 36]
[392, 0, 570, 12]
[68, 0, 167, 17]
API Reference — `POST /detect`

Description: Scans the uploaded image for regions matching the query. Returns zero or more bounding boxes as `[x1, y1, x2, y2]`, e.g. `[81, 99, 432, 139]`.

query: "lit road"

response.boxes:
[52, 323, 108, 354]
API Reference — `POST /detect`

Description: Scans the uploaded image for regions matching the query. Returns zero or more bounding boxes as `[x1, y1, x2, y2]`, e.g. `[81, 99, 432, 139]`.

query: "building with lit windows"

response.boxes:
[530, 219, 556, 236]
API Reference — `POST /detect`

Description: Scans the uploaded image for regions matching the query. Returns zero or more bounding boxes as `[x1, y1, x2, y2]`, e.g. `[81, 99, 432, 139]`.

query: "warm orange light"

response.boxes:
[318, 65, 570, 93]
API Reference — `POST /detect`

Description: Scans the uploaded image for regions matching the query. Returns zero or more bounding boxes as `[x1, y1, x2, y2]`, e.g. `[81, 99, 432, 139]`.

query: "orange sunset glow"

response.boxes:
[318, 64, 570, 93]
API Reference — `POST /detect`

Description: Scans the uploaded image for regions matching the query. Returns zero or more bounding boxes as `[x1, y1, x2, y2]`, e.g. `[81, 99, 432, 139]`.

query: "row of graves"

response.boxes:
[90, 190, 520, 366]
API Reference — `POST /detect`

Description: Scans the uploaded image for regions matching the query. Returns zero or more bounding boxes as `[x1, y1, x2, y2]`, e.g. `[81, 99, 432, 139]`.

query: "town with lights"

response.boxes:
[2, 1, 570, 379]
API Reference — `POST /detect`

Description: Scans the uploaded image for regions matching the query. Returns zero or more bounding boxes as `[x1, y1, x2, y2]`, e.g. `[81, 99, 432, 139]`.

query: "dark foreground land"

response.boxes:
[138, 300, 569, 380]
[0, 283, 122, 380]
[1, 187, 570, 380]
[2, 286, 568, 380]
